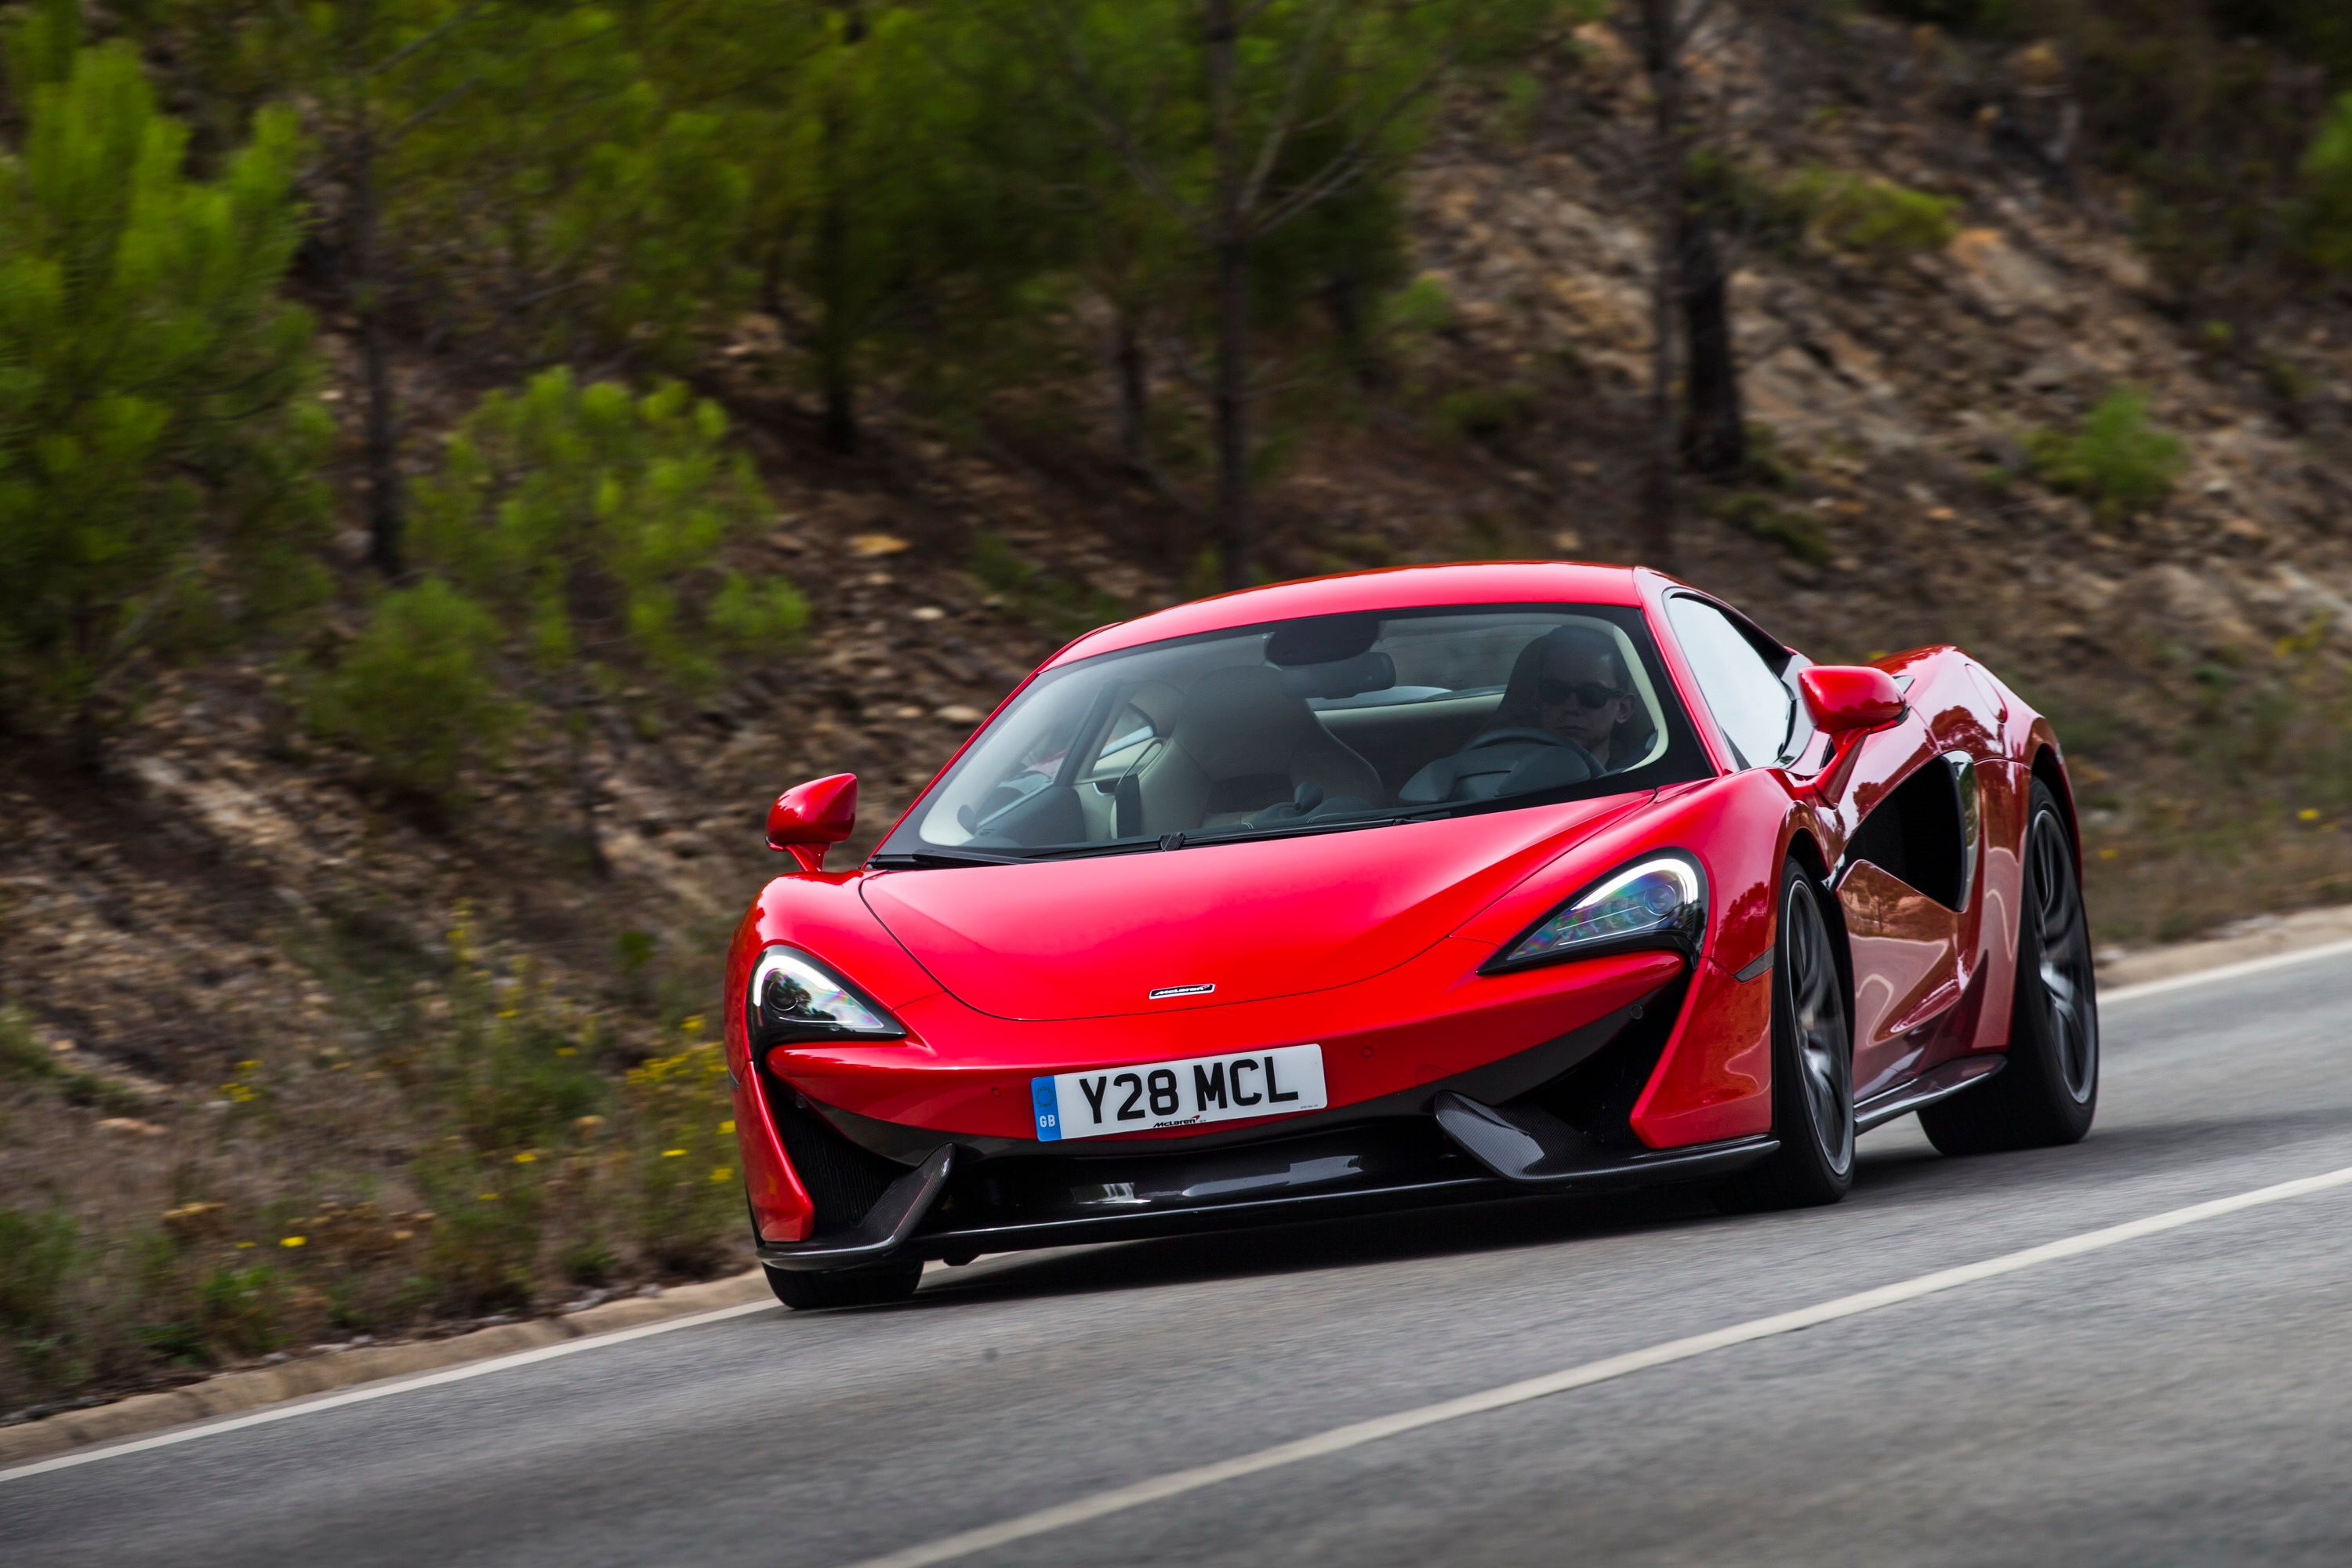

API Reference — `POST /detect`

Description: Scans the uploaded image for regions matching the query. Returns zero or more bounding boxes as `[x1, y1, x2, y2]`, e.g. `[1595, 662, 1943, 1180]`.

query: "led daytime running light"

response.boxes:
[747, 946, 904, 1044]
[1491, 855, 1705, 970]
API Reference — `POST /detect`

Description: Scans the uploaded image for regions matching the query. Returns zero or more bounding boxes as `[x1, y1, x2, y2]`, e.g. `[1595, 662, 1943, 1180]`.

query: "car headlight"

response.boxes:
[1482, 853, 1707, 973]
[747, 946, 906, 1047]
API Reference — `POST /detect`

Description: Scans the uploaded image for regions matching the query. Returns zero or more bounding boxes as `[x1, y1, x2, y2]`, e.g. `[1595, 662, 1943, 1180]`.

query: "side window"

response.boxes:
[1666, 598, 1797, 768]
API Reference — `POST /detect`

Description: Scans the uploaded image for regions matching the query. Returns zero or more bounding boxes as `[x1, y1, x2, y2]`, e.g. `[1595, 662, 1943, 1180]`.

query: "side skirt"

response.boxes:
[1853, 1054, 2005, 1134]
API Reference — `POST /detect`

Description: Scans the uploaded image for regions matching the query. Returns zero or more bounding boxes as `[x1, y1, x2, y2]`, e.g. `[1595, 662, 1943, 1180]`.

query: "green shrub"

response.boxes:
[1693, 159, 1957, 263]
[413, 369, 805, 697]
[135, 1264, 287, 1364]
[303, 579, 518, 803]
[620, 1034, 742, 1273]
[1702, 492, 1833, 567]
[414, 1154, 548, 1314]
[1, 1007, 51, 1081]
[2026, 387, 2187, 521]
[310, 371, 803, 808]
[2299, 92, 2352, 275]
[0, 1207, 78, 1342]
[971, 532, 1125, 639]
[426, 916, 608, 1156]
[1378, 274, 1457, 340]
[1436, 383, 1540, 441]
[2, 1206, 81, 1396]
[0, 1004, 145, 1112]
[1793, 169, 1962, 258]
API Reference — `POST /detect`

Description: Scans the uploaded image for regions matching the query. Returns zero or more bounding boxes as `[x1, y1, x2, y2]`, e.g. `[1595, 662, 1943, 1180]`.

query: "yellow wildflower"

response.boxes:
[717, 1120, 735, 1134]
[513, 1151, 538, 1163]
[2299, 808, 2322, 822]
[280, 1236, 307, 1248]
[662, 1148, 686, 1158]
[710, 1166, 733, 1183]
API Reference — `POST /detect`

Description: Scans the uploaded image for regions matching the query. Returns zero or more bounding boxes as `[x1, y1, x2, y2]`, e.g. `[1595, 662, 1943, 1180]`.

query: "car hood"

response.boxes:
[858, 794, 1651, 1022]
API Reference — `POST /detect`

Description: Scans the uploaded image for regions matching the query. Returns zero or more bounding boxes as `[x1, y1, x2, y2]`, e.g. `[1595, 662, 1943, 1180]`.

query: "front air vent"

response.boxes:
[761, 1079, 906, 1231]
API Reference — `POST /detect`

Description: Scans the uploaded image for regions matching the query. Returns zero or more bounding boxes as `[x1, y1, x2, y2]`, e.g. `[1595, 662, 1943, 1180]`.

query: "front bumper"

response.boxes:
[753, 970, 1776, 1271]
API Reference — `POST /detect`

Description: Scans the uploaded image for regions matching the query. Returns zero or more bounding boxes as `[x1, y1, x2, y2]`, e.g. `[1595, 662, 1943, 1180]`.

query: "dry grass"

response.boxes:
[0, 913, 744, 1415]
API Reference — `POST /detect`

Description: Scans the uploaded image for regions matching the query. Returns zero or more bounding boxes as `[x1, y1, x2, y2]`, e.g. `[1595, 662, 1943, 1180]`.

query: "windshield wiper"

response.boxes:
[867, 848, 1029, 869]
[869, 837, 1164, 867]
[1182, 813, 1423, 848]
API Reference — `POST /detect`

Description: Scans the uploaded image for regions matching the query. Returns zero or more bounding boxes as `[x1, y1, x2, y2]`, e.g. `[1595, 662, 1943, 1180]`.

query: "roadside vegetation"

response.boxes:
[0, 916, 741, 1412]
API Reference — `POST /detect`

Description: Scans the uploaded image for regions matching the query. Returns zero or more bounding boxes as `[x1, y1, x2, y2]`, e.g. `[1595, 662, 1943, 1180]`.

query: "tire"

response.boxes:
[1919, 780, 2098, 1154]
[762, 1259, 924, 1310]
[1716, 859, 1856, 1212]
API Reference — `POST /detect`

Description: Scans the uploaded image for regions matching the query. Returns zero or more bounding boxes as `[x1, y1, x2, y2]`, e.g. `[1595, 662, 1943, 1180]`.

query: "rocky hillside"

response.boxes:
[7, 6, 2352, 1414]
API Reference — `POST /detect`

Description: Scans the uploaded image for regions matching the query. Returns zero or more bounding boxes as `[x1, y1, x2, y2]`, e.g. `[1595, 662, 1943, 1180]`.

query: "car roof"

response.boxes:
[1049, 561, 1653, 666]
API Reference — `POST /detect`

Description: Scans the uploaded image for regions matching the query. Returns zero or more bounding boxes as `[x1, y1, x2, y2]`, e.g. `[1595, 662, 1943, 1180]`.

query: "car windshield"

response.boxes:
[873, 604, 1709, 863]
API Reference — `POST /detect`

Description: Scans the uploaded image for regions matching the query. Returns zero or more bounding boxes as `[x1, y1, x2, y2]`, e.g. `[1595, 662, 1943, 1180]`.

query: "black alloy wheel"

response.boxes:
[1921, 779, 2099, 1153]
[1718, 859, 1855, 1211]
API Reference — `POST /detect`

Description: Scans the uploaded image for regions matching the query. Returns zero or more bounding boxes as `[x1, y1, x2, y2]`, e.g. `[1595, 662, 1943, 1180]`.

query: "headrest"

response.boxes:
[1171, 665, 1316, 774]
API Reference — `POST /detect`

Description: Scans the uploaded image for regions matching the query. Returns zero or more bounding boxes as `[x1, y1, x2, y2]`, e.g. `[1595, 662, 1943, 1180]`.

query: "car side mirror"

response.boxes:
[1799, 666, 1905, 736]
[767, 772, 857, 873]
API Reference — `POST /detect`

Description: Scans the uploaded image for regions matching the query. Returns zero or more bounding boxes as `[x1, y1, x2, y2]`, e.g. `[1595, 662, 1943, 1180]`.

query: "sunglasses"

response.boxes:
[1538, 677, 1625, 710]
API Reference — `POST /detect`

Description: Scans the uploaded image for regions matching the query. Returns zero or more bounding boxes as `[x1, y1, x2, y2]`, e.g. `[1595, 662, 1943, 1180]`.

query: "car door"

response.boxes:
[1664, 597, 1960, 1099]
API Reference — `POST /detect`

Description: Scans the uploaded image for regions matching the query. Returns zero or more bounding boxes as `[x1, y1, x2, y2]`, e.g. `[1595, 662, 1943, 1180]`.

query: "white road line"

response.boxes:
[3, 926, 2345, 1491]
[2101, 934, 2352, 1006]
[840, 1161, 2352, 1568]
[0, 1301, 775, 1485]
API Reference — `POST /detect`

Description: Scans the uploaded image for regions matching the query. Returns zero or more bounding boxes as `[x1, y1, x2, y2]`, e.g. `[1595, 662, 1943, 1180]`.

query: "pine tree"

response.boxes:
[0, 8, 326, 768]
[978, 0, 1480, 588]
[310, 370, 805, 851]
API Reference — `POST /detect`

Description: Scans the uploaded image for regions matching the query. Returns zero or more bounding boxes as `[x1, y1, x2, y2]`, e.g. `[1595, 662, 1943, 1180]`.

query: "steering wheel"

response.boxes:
[1463, 727, 1570, 750]
[1460, 728, 1604, 778]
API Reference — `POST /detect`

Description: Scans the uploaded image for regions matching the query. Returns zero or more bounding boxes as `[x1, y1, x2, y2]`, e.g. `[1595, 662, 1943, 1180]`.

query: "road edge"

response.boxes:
[9, 900, 2352, 1470]
[0, 1270, 771, 1467]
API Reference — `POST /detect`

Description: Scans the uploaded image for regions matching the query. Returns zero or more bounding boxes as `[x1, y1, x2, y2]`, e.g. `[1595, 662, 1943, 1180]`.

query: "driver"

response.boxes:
[1502, 626, 1639, 771]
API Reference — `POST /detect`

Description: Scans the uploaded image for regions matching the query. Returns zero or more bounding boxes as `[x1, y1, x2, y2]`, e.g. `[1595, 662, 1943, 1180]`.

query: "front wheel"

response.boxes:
[1920, 780, 2098, 1153]
[1717, 859, 1855, 1212]
[763, 1259, 924, 1310]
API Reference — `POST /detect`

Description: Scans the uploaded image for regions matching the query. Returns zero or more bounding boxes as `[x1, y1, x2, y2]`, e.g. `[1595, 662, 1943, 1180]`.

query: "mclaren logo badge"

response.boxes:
[1147, 982, 1216, 1000]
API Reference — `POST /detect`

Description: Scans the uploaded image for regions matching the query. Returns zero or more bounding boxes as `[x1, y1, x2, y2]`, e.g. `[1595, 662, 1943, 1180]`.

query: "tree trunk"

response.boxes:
[1637, 0, 1682, 572]
[566, 698, 609, 879]
[814, 5, 866, 456]
[1212, 233, 1251, 590]
[1115, 310, 1150, 476]
[1205, 0, 1251, 591]
[354, 127, 405, 580]
[814, 175, 858, 456]
[1679, 199, 1744, 479]
[1323, 266, 1379, 390]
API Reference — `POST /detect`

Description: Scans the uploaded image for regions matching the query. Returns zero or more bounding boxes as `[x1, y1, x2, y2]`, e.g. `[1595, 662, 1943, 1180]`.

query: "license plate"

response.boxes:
[1031, 1044, 1327, 1142]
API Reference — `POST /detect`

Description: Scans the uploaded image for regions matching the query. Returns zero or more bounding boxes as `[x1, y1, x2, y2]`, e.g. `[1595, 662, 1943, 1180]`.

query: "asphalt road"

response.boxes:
[9, 948, 2352, 1567]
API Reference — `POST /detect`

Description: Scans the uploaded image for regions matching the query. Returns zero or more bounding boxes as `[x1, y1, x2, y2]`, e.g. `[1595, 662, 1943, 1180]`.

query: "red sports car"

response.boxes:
[728, 563, 2096, 1308]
